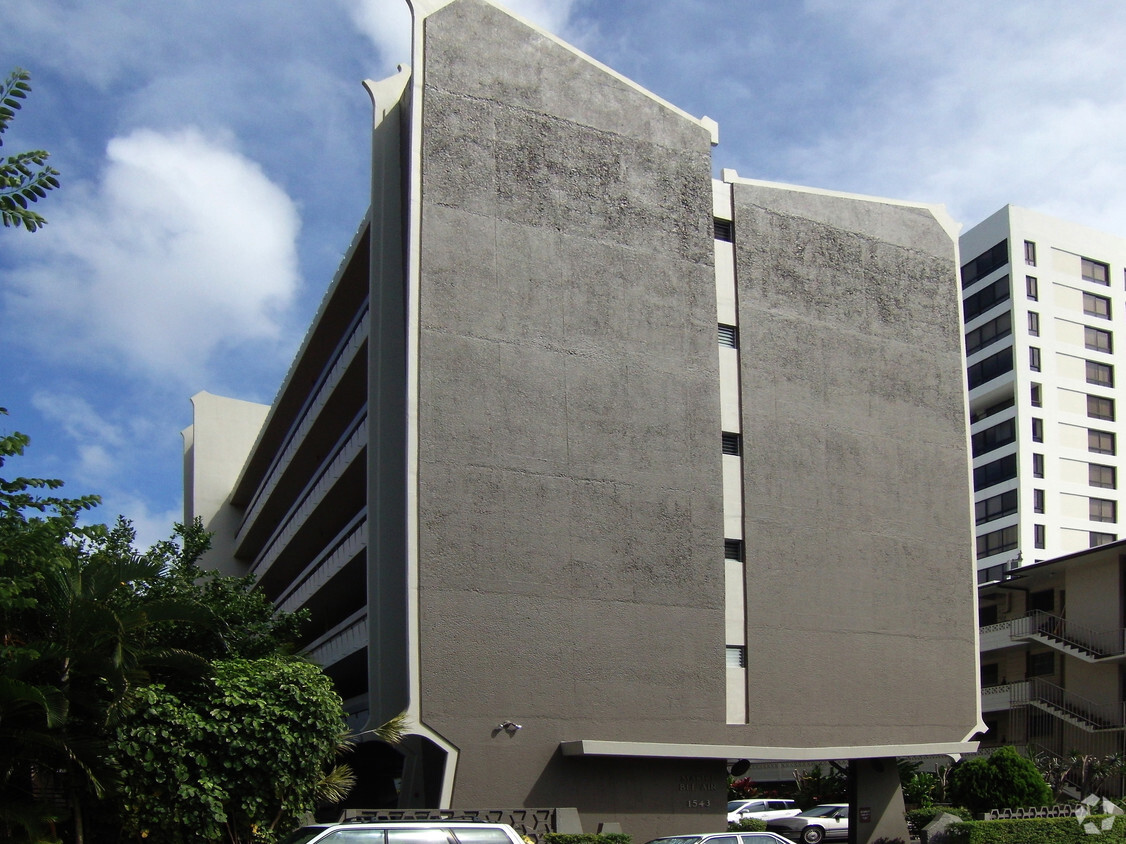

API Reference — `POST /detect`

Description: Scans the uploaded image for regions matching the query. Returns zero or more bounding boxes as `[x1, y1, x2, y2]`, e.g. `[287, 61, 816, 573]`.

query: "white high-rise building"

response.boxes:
[963, 206, 1126, 581]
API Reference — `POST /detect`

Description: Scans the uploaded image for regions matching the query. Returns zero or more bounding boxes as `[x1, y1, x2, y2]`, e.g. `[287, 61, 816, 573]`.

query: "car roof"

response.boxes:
[306, 823, 519, 831]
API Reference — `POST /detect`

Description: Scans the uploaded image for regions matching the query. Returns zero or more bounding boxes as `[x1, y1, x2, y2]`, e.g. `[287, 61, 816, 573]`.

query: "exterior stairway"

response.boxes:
[1013, 679, 1126, 732]
[1009, 611, 1126, 663]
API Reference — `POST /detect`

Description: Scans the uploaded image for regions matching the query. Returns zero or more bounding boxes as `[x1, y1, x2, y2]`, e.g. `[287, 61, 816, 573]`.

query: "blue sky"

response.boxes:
[4, 0, 1126, 546]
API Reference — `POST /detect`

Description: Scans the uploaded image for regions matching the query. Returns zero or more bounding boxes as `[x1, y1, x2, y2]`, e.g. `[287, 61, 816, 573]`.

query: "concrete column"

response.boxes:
[852, 757, 909, 844]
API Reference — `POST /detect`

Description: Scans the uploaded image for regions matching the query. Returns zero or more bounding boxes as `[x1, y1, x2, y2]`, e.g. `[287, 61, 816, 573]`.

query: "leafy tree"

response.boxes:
[0, 410, 349, 843]
[791, 763, 848, 808]
[946, 746, 1053, 814]
[1, 68, 60, 232]
[132, 519, 308, 662]
[902, 771, 938, 807]
[110, 655, 347, 844]
[1, 409, 102, 841]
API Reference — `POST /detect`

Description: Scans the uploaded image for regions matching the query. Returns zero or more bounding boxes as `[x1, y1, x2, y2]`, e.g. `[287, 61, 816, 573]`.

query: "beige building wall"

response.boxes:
[182, 390, 269, 575]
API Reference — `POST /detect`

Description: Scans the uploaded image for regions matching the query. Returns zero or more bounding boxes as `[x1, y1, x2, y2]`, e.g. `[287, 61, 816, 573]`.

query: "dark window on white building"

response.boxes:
[1087, 360, 1114, 387]
[1088, 395, 1116, 421]
[1089, 429, 1116, 455]
[1090, 463, 1116, 489]
[1084, 292, 1111, 319]
[1086, 326, 1112, 353]
[1083, 257, 1110, 285]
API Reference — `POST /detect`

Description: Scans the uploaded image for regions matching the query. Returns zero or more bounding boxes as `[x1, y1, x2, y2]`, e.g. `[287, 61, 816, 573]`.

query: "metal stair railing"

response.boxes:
[1014, 678, 1126, 731]
[1010, 610, 1126, 659]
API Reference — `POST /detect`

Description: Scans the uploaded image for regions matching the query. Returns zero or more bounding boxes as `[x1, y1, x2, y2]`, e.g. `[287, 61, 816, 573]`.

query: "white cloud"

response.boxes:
[730, 0, 1126, 233]
[337, 0, 412, 64]
[5, 127, 301, 387]
[31, 392, 126, 450]
[3, 2, 155, 89]
[29, 391, 149, 488]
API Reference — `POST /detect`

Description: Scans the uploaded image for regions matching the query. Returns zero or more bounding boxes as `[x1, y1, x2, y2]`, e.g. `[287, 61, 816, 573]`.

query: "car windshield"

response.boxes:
[799, 806, 843, 818]
[646, 837, 703, 844]
[727, 802, 749, 812]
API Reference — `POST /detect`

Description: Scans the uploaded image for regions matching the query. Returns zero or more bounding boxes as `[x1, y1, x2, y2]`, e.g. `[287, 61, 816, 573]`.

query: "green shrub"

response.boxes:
[945, 814, 1126, 844]
[906, 806, 973, 832]
[728, 818, 767, 832]
[946, 747, 1052, 815]
[544, 835, 631, 844]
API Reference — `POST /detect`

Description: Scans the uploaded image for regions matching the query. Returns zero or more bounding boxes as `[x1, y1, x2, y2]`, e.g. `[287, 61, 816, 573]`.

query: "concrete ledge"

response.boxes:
[559, 740, 979, 761]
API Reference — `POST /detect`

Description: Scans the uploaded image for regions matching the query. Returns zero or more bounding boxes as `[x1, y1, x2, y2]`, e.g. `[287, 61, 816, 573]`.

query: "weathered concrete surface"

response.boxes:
[729, 182, 979, 747]
[414, 0, 722, 833]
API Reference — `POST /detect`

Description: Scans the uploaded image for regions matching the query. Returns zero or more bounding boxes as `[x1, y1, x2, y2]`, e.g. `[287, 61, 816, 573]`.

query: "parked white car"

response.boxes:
[766, 804, 849, 843]
[646, 832, 792, 844]
[727, 799, 802, 823]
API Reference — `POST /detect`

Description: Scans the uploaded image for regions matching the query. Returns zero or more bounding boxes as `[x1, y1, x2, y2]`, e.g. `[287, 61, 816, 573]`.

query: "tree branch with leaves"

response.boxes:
[0, 68, 59, 232]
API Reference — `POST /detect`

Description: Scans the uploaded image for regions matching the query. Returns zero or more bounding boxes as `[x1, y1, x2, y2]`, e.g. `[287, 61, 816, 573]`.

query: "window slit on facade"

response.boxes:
[718, 324, 738, 348]
[713, 217, 733, 242]
[722, 432, 742, 456]
[726, 645, 747, 668]
[1032, 453, 1045, 478]
[724, 539, 744, 562]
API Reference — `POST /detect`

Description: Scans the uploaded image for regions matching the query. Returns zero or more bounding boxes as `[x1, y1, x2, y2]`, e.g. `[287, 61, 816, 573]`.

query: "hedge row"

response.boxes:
[945, 814, 1126, 844]
[544, 834, 631, 844]
[728, 819, 768, 832]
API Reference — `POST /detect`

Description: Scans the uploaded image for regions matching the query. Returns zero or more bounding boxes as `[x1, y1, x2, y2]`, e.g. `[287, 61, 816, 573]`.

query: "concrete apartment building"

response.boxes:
[963, 207, 1126, 780]
[961, 206, 1126, 582]
[183, 1, 981, 839]
[978, 540, 1126, 775]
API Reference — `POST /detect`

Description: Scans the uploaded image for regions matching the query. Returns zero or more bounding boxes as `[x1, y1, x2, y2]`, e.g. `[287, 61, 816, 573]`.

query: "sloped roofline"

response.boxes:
[405, 0, 719, 143]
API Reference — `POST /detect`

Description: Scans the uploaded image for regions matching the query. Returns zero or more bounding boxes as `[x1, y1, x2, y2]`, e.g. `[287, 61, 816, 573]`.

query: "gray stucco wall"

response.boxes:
[728, 183, 980, 747]
[414, 0, 722, 821]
